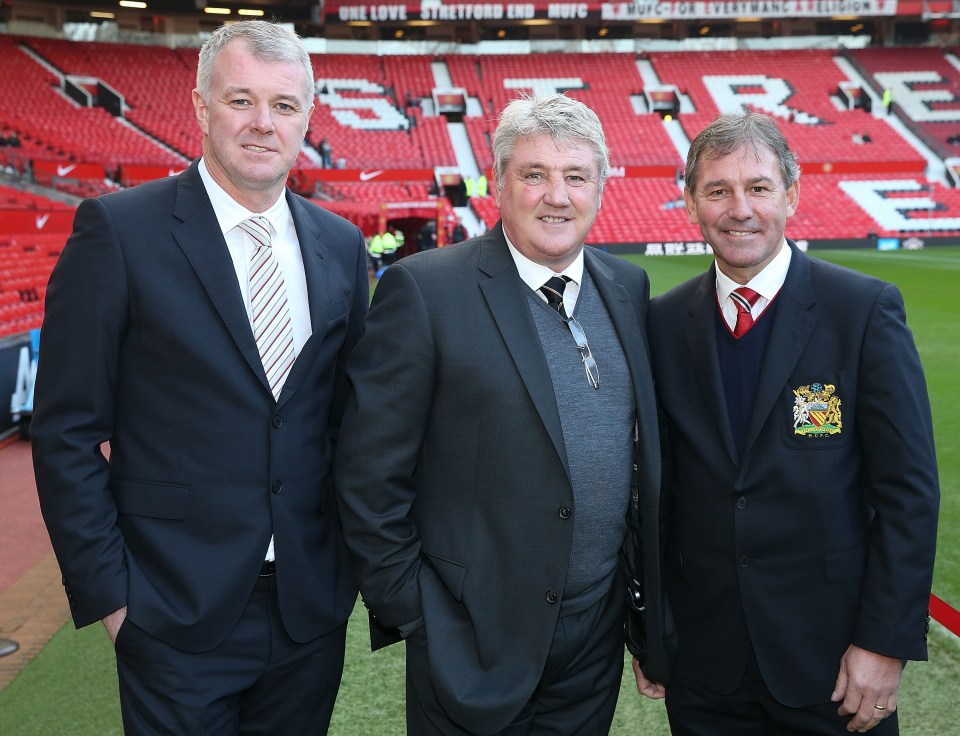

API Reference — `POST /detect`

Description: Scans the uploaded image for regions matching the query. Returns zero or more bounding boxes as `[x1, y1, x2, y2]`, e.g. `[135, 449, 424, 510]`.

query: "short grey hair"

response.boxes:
[196, 20, 314, 106]
[492, 93, 610, 193]
[683, 111, 800, 193]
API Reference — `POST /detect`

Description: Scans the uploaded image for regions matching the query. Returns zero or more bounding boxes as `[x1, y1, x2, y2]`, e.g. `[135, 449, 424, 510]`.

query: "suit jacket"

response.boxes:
[648, 240, 939, 707]
[32, 161, 368, 653]
[334, 224, 667, 733]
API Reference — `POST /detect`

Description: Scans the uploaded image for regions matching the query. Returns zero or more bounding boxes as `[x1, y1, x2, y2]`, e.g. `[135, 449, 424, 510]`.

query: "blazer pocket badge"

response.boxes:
[792, 382, 842, 437]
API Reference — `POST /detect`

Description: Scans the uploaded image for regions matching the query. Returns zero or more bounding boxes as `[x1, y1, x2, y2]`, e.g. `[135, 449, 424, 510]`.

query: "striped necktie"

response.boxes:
[239, 216, 295, 399]
[730, 286, 761, 339]
[540, 275, 571, 318]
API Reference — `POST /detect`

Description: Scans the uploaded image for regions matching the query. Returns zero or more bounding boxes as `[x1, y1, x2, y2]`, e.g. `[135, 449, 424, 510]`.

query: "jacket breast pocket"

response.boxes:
[780, 372, 854, 450]
[112, 478, 191, 519]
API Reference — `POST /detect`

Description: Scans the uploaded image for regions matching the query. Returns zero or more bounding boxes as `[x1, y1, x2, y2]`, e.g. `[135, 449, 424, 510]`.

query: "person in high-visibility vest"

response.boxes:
[464, 176, 477, 199]
[476, 174, 488, 198]
[380, 229, 398, 266]
[367, 232, 384, 273]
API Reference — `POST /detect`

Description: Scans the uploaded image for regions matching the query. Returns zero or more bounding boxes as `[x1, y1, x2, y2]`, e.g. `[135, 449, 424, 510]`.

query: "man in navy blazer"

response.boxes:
[638, 111, 939, 734]
[31, 21, 367, 733]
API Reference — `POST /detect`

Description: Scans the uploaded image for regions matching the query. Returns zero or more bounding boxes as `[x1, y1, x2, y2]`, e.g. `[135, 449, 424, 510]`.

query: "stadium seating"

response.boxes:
[6, 39, 960, 338]
[3, 37, 187, 171]
[649, 49, 923, 168]
[0, 231, 64, 336]
[850, 46, 960, 159]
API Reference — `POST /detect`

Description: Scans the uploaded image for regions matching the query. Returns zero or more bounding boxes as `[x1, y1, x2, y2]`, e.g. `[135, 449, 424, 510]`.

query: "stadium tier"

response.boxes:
[5, 39, 960, 336]
[850, 46, 960, 160]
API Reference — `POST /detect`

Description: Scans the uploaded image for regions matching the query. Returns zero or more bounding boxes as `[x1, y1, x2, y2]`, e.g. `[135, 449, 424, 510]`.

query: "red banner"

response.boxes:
[120, 164, 186, 187]
[325, 0, 906, 22]
[295, 168, 436, 184]
[32, 160, 105, 181]
[0, 209, 76, 234]
[807, 161, 927, 175]
[931, 594, 960, 638]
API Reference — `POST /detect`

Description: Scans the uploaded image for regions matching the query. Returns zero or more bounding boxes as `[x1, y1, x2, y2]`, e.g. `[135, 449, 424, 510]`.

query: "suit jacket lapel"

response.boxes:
[275, 192, 328, 408]
[587, 250, 662, 498]
[477, 226, 570, 474]
[682, 265, 740, 464]
[585, 250, 658, 444]
[289, 191, 328, 335]
[742, 242, 817, 455]
[172, 162, 271, 394]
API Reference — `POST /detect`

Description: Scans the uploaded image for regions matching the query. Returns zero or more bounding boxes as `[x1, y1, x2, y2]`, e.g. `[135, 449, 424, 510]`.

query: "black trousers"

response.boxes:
[115, 574, 347, 735]
[406, 579, 625, 736]
[665, 647, 900, 736]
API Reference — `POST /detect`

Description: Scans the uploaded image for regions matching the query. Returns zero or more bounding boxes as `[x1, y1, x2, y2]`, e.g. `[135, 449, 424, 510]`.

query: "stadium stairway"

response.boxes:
[447, 122, 482, 181]
[834, 55, 948, 185]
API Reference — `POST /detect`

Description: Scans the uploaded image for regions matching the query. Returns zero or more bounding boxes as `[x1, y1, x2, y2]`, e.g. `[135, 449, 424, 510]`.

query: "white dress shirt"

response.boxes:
[504, 225, 585, 316]
[198, 158, 313, 563]
[198, 158, 312, 354]
[715, 240, 792, 332]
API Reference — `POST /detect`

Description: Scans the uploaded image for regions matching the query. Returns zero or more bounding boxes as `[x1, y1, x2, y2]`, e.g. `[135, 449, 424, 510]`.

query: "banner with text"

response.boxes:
[327, 0, 898, 22]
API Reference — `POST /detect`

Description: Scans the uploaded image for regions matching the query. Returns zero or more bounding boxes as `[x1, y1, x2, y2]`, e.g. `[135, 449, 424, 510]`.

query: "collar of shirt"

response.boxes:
[503, 224, 585, 316]
[198, 157, 289, 236]
[197, 157, 311, 355]
[715, 239, 792, 331]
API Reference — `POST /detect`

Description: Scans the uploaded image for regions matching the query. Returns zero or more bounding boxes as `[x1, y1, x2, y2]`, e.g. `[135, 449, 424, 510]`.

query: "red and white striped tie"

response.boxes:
[730, 286, 760, 339]
[240, 216, 295, 399]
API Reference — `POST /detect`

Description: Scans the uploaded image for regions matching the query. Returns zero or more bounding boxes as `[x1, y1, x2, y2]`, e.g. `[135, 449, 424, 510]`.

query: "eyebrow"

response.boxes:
[701, 175, 775, 189]
[517, 161, 594, 176]
[222, 86, 303, 105]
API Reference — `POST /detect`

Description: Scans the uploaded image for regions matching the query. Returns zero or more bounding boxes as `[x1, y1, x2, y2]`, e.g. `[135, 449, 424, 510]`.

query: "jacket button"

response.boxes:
[558, 506, 571, 520]
[272, 416, 283, 428]
[546, 590, 558, 604]
[271, 480, 283, 494]
[738, 555, 750, 568]
[736, 496, 747, 509]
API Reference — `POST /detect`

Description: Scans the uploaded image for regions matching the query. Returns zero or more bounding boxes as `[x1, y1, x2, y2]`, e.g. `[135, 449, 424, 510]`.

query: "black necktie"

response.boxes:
[540, 275, 571, 318]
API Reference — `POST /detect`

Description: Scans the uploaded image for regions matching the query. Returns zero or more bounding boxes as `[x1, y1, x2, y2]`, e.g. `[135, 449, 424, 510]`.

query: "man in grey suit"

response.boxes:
[335, 93, 668, 735]
[32, 21, 368, 733]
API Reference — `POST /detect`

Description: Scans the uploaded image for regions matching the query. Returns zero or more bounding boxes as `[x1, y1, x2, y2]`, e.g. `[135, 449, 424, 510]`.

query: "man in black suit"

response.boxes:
[638, 110, 939, 734]
[31, 21, 368, 733]
[334, 93, 669, 735]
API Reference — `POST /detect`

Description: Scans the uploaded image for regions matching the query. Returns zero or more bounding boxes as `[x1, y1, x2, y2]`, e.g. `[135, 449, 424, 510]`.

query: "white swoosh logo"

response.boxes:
[359, 170, 384, 182]
[36, 214, 50, 229]
[56, 164, 76, 177]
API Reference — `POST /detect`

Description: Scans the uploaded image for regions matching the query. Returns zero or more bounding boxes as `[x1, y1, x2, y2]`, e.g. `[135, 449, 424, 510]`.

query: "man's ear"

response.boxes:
[192, 89, 209, 137]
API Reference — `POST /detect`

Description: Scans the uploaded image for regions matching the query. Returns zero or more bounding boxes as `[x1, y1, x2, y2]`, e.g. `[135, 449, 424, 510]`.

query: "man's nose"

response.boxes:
[543, 177, 571, 206]
[251, 104, 275, 133]
[727, 191, 753, 219]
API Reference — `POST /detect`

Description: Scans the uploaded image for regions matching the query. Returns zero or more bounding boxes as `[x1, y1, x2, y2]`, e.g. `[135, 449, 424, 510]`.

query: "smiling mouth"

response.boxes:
[243, 145, 271, 153]
[540, 216, 569, 223]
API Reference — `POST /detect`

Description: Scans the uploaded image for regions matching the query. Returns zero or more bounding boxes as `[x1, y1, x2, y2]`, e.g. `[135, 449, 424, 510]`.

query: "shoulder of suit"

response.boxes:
[97, 173, 178, 210]
[651, 270, 705, 308]
[288, 190, 323, 214]
[585, 245, 649, 281]
[805, 250, 890, 300]
[288, 191, 358, 231]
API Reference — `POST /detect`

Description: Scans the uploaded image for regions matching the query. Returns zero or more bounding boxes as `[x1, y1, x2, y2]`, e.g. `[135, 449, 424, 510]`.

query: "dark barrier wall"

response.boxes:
[0, 334, 31, 437]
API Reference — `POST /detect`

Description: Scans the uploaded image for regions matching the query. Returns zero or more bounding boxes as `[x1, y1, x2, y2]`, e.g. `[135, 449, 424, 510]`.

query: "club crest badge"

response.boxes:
[793, 382, 842, 437]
